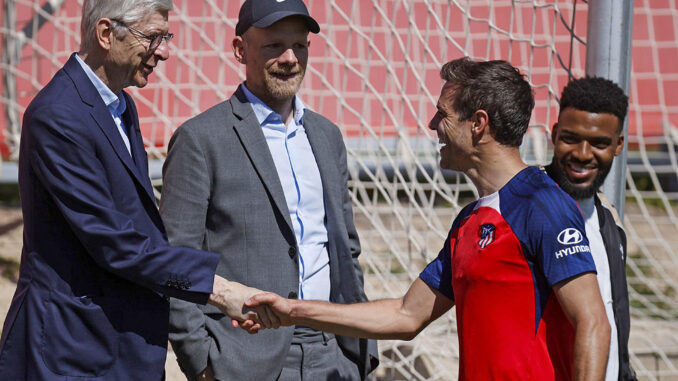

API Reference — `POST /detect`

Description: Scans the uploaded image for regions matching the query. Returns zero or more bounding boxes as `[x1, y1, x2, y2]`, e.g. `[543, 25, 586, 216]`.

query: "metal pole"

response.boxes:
[585, 0, 634, 218]
[2, 0, 20, 160]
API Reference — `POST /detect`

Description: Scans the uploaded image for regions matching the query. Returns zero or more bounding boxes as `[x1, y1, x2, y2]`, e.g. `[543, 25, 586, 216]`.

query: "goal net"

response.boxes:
[2, 0, 678, 379]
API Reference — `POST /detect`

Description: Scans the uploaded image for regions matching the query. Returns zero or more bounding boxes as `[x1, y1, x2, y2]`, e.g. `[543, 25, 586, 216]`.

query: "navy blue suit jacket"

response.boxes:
[0, 54, 220, 380]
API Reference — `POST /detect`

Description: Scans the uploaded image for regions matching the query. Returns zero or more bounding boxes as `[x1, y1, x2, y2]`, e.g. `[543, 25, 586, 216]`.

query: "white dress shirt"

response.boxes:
[242, 84, 331, 302]
[579, 196, 619, 381]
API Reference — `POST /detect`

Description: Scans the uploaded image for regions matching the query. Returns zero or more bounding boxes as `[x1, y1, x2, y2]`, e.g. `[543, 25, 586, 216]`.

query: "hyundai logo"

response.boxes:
[557, 228, 583, 245]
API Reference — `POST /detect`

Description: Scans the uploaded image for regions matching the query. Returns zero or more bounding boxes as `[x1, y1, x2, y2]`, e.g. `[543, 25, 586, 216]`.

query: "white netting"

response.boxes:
[1, 0, 678, 380]
[622, 1, 678, 379]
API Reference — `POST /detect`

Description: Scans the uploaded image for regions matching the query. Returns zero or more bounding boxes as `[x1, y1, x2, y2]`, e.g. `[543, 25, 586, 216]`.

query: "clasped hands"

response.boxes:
[208, 275, 294, 334]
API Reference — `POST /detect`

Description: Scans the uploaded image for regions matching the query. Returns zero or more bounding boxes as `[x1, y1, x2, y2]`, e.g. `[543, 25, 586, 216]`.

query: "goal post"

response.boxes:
[586, 0, 635, 217]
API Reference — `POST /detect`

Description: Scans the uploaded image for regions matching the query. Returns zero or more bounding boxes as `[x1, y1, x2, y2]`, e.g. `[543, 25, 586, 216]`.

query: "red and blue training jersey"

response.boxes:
[420, 166, 596, 380]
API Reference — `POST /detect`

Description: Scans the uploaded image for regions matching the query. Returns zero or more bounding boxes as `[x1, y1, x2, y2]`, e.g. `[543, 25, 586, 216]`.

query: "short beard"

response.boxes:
[264, 64, 305, 101]
[546, 162, 610, 200]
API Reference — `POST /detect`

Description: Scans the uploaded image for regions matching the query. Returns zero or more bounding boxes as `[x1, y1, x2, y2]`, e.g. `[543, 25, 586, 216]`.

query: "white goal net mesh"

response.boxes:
[2, 0, 678, 380]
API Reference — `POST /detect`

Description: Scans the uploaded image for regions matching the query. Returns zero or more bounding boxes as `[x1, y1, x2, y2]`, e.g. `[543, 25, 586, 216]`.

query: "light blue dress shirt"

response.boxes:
[242, 84, 330, 301]
[74, 54, 131, 155]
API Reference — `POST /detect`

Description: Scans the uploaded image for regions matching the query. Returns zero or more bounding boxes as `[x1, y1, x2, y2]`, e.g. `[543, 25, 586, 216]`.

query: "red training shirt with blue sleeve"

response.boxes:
[420, 166, 596, 380]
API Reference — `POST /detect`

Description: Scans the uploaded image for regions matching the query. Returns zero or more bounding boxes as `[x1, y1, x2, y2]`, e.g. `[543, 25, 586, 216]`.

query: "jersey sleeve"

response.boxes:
[419, 203, 475, 301]
[419, 232, 454, 301]
[525, 189, 597, 286]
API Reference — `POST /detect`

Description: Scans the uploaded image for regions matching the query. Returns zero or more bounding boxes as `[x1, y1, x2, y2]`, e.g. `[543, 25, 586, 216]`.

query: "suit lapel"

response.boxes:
[304, 112, 341, 215]
[304, 112, 344, 296]
[123, 93, 156, 201]
[63, 55, 156, 204]
[230, 87, 295, 234]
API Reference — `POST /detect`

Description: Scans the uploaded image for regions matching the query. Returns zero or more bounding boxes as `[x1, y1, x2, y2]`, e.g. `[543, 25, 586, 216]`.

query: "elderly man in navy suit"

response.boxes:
[0, 1, 267, 380]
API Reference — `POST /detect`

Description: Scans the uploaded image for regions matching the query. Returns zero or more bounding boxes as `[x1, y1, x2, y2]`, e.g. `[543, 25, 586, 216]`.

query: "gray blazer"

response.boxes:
[160, 86, 378, 380]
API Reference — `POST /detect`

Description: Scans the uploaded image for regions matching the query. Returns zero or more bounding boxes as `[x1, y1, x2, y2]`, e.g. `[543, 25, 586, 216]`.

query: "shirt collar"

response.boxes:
[241, 83, 306, 129]
[75, 54, 127, 116]
[576, 196, 596, 219]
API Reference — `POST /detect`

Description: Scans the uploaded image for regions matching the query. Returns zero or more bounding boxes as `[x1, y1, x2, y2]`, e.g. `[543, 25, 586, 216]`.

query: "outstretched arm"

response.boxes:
[247, 277, 454, 340]
[554, 273, 610, 381]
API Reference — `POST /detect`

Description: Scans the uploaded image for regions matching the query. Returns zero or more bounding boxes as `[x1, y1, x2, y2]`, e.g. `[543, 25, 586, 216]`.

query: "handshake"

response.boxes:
[208, 275, 294, 333]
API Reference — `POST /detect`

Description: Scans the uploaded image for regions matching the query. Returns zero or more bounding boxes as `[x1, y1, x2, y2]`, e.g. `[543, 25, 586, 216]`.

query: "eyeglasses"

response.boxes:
[111, 19, 174, 51]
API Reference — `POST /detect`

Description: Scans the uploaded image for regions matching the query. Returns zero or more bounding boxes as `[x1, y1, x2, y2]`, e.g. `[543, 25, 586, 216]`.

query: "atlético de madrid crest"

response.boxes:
[478, 224, 496, 249]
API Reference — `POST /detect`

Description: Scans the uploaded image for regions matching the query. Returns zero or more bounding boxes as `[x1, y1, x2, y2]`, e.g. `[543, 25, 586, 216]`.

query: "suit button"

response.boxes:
[288, 292, 298, 299]
[288, 247, 297, 258]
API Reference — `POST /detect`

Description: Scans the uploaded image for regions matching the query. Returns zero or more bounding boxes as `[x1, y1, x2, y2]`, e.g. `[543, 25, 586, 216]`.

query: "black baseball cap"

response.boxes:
[235, 0, 320, 36]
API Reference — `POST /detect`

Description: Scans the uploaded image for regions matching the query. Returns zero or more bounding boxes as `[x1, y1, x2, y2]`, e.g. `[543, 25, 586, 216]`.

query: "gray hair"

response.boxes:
[80, 0, 173, 51]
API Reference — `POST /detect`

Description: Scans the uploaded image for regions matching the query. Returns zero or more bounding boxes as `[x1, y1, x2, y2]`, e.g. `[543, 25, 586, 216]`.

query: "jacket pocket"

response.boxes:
[41, 291, 120, 377]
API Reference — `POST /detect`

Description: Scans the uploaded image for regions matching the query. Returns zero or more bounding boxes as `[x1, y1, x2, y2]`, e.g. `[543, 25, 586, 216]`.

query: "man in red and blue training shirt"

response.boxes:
[420, 165, 598, 379]
[247, 58, 611, 381]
